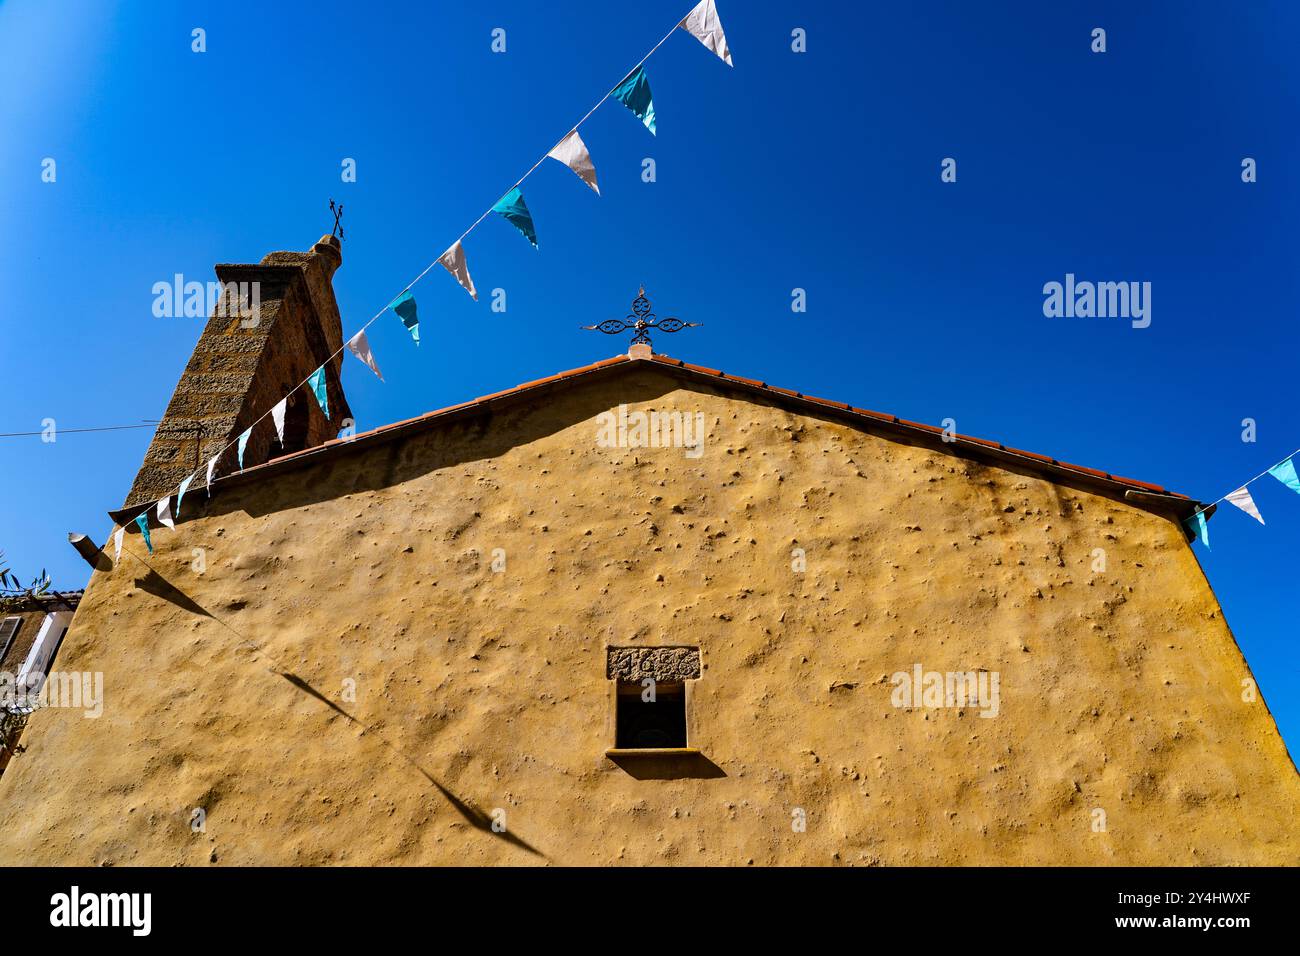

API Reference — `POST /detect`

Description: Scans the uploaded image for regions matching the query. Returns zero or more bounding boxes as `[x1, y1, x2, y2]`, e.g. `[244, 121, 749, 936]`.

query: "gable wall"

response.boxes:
[1, 364, 1295, 865]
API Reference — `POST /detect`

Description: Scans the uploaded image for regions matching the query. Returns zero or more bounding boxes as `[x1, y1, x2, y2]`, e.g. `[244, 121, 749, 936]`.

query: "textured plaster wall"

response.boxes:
[1, 364, 1296, 865]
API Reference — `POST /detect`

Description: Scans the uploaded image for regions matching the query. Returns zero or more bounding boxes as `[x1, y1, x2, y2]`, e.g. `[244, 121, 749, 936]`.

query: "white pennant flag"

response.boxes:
[206, 453, 219, 496]
[1225, 486, 1265, 524]
[347, 330, 384, 381]
[679, 0, 733, 66]
[272, 397, 288, 445]
[176, 473, 195, 518]
[113, 526, 125, 562]
[156, 496, 175, 530]
[547, 129, 600, 195]
[438, 241, 478, 301]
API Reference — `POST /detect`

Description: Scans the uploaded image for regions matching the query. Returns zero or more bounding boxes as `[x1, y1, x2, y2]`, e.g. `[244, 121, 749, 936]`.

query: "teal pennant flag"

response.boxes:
[237, 427, 253, 470]
[307, 366, 329, 419]
[612, 65, 656, 135]
[1185, 509, 1210, 549]
[134, 513, 153, 555]
[491, 188, 538, 248]
[1268, 457, 1300, 494]
[390, 291, 420, 345]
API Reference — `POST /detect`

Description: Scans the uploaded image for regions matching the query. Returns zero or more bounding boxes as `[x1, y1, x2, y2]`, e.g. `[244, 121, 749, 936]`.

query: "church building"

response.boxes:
[0, 236, 1295, 865]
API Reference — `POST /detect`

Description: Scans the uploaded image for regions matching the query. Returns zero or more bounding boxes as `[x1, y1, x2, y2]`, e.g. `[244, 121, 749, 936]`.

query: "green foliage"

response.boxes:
[0, 549, 51, 613]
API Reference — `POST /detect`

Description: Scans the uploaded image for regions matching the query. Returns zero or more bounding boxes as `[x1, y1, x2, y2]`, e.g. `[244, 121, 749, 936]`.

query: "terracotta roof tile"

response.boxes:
[1014, 450, 1056, 464]
[901, 420, 943, 435]
[1120, 477, 1168, 493]
[512, 373, 565, 390]
[1066, 464, 1110, 480]
[437, 400, 478, 415]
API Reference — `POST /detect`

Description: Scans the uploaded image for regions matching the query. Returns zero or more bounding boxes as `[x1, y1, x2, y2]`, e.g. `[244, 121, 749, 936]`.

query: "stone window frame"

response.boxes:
[604, 646, 701, 757]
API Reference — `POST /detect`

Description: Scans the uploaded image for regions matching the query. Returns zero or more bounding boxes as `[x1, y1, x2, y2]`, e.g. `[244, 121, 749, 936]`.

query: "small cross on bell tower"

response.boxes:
[329, 199, 345, 242]
[582, 287, 701, 357]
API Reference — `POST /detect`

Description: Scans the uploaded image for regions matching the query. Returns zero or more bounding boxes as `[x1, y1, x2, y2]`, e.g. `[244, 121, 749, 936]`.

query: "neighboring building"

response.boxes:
[0, 236, 1295, 865]
[0, 591, 81, 775]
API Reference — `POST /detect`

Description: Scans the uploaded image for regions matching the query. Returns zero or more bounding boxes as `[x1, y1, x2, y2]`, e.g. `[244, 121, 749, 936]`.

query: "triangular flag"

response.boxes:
[307, 366, 330, 419]
[491, 187, 538, 248]
[1225, 486, 1265, 524]
[438, 241, 478, 301]
[390, 291, 420, 345]
[1268, 457, 1300, 494]
[347, 330, 384, 381]
[612, 66, 656, 135]
[156, 495, 175, 530]
[135, 513, 153, 555]
[547, 129, 600, 195]
[113, 526, 124, 562]
[271, 398, 287, 445]
[206, 453, 219, 496]
[679, 0, 733, 66]
[176, 473, 195, 519]
[1185, 510, 1209, 549]
[237, 426, 253, 470]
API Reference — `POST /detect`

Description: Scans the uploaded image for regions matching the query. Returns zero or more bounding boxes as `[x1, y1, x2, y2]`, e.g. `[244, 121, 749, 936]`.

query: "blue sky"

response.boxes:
[2, 0, 1299, 756]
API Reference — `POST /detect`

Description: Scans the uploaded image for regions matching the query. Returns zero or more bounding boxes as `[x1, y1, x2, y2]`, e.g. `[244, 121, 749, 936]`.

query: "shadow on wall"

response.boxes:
[608, 751, 727, 780]
[274, 670, 545, 858]
[122, 560, 546, 860]
[134, 569, 212, 619]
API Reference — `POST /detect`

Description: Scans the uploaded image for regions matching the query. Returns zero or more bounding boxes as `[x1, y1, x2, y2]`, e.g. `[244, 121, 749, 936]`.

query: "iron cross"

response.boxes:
[329, 199, 345, 241]
[582, 288, 700, 348]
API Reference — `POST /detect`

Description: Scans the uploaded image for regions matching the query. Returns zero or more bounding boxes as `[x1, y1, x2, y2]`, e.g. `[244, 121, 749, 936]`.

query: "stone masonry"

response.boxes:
[607, 646, 702, 682]
[123, 235, 353, 508]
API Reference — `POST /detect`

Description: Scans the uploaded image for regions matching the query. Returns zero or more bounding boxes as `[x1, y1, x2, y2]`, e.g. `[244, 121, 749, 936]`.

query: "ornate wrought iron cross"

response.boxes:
[582, 287, 700, 348]
[329, 199, 345, 241]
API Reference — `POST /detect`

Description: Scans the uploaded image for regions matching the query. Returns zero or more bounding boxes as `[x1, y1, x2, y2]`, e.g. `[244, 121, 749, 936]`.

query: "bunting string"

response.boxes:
[95, 2, 1294, 563]
[106, 2, 736, 552]
[441, 9, 692, 254]
[1184, 443, 1300, 548]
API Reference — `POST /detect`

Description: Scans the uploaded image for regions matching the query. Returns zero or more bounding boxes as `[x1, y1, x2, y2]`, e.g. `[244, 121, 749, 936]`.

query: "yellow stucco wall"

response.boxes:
[1, 363, 1296, 865]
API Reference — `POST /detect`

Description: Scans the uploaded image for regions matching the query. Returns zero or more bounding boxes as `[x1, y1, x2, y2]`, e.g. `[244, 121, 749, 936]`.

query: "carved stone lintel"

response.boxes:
[607, 646, 701, 682]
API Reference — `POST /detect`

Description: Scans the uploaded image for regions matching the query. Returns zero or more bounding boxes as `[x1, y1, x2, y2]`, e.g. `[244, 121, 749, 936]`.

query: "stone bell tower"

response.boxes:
[123, 235, 353, 508]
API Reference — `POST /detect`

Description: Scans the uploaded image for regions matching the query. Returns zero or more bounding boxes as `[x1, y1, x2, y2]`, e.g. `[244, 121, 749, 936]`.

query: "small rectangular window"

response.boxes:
[0, 617, 21, 665]
[606, 647, 700, 756]
[616, 681, 687, 749]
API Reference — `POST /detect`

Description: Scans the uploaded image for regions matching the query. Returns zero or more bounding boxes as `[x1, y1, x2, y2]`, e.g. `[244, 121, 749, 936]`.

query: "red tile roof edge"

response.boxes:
[197, 351, 1192, 513]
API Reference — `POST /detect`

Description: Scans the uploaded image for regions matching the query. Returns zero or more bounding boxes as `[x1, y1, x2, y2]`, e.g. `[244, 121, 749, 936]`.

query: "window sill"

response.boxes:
[605, 747, 701, 757]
